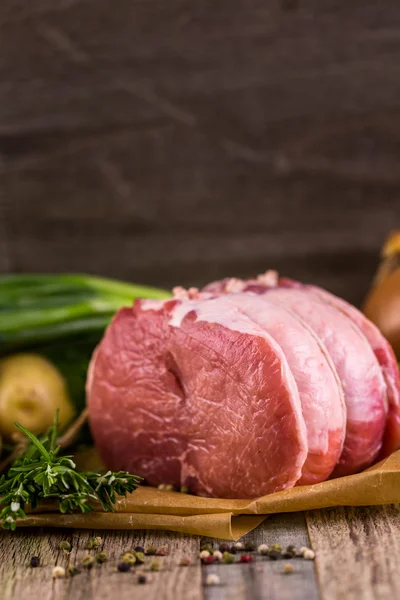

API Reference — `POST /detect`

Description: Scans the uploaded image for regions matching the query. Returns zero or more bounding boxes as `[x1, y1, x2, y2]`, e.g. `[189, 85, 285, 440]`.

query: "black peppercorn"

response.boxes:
[268, 550, 282, 560]
[117, 562, 131, 572]
[219, 543, 230, 553]
[30, 556, 40, 568]
[135, 546, 144, 553]
[244, 541, 255, 552]
[138, 574, 147, 584]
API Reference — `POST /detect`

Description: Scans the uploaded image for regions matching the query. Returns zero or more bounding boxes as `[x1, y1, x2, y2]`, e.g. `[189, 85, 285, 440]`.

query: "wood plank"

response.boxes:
[306, 505, 400, 600]
[202, 513, 320, 600]
[0, 528, 202, 600]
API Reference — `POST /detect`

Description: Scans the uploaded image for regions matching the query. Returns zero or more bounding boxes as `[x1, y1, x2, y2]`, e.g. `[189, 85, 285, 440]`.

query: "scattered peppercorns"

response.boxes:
[165, 484, 175, 492]
[219, 543, 230, 553]
[213, 550, 223, 561]
[52, 566, 66, 579]
[180, 485, 190, 493]
[271, 543, 282, 552]
[156, 545, 169, 556]
[134, 546, 145, 553]
[258, 544, 269, 555]
[30, 556, 40, 568]
[205, 574, 220, 586]
[200, 544, 214, 554]
[117, 562, 131, 572]
[145, 545, 157, 556]
[268, 549, 282, 561]
[137, 574, 148, 584]
[199, 550, 210, 560]
[204, 555, 215, 564]
[68, 566, 81, 577]
[240, 554, 253, 563]
[283, 563, 294, 574]
[179, 558, 192, 566]
[233, 542, 244, 551]
[303, 549, 315, 560]
[59, 540, 71, 554]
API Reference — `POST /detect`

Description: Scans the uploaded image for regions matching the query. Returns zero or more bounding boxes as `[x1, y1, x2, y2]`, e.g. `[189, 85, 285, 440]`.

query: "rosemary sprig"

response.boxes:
[0, 411, 141, 530]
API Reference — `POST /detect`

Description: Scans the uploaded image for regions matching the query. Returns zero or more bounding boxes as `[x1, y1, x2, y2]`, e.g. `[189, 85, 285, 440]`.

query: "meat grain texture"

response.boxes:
[87, 272, 400, 499]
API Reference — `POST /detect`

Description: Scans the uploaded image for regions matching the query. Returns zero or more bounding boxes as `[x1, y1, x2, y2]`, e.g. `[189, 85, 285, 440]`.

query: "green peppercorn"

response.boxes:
[134, 551, 145, 564]
[95, 551, 108, 564]
[180, 485, 190, 494]
[81, 555, 96, 569]
[121, 552, 137, 565]
[87, 536, 102, 550]
[244, 541, 255, 552]
[59, 540, 72, 554]
[68, 566, 81, 577]
[222, 552, 235, 564]
[271, 543, 282, 552]
[150, 560, 161, 571]
[145, 545, 157, 556]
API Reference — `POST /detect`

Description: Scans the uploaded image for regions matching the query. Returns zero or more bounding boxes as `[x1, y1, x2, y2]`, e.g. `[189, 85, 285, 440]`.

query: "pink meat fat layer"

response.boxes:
[260, 287, 387, 476]
[87, 297, 308, 499]
[223, 293, 346, 485]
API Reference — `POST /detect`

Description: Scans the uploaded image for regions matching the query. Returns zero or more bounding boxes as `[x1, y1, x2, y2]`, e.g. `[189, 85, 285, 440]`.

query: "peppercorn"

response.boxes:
[240, 554, 253, 563]
[117, 562, 131, 572]
[283, 563, 294, 574]
[244, 541, 255, 552]
[268, 550, 282, 561]
[156, 545, 169, 556]
[199, 550, 210, 560]
[213, 550, 223, 561]
[137, 574, 148, 584]
[165, 484, 175, 492]
[145, 545, 157, 556]
[134, 546, 145, 553]
[81, 555, 96, 569]
[95, 551, 108, 564]
[68, 566, 81, 577]
[52, 566, 66, 579]
[204, 555, 215, 564]
[179, 558, 192, 566]
[222, 552, 235, 564]
[233, 542, 244, 551]
[283, 549, 296, 559]
[271, 543, 282, 552]
[87, 536, 102, 550]
[30, 556, 40, 568]
[303, 549, 315, 560]
[258, 544, 269, 555]
[59, 540, 72, 554]
[205, 574, 220, 586]
[287, 545, 297, 554]
[150, 560, 161, 571]
[134, 551, 145, 564]
[200, 544, 214, 554]
[157, 484, 166, 490]
[219, 543, 230, 553]
[180, 485, 189, 494]
[121, 552, 137, 565]
[298, 546, 308, 556]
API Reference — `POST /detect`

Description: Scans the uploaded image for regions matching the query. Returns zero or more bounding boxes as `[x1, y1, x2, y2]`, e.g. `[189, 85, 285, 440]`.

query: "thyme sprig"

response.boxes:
[0, 411, 141, 530]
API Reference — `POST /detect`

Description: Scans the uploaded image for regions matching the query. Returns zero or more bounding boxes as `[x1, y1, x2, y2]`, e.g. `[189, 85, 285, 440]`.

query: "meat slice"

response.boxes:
[257, 287, 387, 476]
[87, 296, 308, 499]
[303, 283, 400, 459]
[223, 294, 346, 484]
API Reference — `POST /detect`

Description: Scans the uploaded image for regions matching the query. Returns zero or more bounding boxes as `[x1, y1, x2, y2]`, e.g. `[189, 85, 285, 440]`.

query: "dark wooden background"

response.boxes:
[1, 0, 400, 305]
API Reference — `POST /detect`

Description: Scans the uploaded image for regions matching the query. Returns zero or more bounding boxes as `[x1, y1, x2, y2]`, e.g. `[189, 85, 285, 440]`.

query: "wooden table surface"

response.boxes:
[1, 505, 399, 599]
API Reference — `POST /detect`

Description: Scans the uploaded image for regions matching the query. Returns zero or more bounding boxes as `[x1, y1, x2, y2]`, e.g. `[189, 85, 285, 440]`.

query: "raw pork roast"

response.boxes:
[87, 272, 400, 499]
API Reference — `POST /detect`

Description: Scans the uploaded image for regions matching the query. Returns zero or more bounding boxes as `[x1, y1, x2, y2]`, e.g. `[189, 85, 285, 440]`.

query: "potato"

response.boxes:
[0, 354, 75, 440]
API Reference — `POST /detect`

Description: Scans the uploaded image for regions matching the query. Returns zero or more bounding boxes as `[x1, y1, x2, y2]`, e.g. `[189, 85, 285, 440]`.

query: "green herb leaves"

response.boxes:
[0, 411, 141, 530]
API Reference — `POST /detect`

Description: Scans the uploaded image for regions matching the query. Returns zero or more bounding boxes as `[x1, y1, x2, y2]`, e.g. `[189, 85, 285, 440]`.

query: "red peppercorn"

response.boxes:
[240, 554, 253, 563]
[204, 555, 215, 564]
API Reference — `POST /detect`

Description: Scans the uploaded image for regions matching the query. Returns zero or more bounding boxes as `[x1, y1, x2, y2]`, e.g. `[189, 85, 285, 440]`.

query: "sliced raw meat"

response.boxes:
[256, 287, 387, 476]
[279, 278, 400, 459]
[87, 296, 308, 499]
[223, 294, 346, 485]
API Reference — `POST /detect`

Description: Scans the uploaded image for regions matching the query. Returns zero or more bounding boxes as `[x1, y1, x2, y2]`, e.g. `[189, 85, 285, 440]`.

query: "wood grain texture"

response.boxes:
[1, 0, 400, 304]
[306, 505, 400, 600]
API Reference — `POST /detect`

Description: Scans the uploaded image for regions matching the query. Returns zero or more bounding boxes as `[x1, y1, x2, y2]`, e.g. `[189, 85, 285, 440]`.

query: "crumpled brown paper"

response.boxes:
[18, 450, 400, 540]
